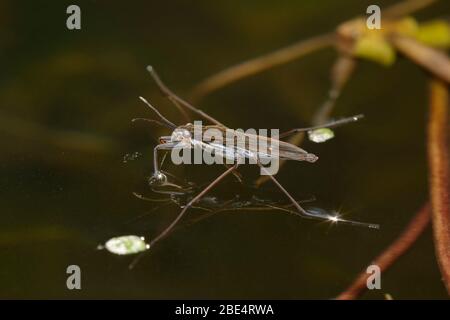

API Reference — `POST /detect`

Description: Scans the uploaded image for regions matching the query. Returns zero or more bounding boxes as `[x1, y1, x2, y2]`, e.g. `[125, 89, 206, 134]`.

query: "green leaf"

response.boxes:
[354, 36, 396, 66]
[416, 20, 450, 49]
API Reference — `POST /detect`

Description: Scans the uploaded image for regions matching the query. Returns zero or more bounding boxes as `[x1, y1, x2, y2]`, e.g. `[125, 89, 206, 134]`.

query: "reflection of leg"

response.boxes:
[129, 164, 238, 270]
[125, 200, 173, 225]
[148, 163, 239, 249]
[132, 192, 170, 202]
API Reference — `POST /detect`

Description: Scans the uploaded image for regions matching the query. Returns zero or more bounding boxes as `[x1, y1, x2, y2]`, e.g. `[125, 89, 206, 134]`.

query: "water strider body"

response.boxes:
[153, 122, 319, 175]
[146, 105, 361, 184]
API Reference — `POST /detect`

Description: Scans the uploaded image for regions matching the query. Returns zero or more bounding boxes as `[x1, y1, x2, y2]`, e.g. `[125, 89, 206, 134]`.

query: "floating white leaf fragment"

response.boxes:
[102, 235, 149, 255]
[308, 128, 335, 143]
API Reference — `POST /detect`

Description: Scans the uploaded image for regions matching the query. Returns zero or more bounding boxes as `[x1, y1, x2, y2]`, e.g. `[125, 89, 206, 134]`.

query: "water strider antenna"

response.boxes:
[138, 96, 177, 129]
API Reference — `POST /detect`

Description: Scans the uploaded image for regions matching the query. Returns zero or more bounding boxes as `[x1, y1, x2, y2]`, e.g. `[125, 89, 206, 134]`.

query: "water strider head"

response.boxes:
[158, 125, 193, 144]
[170, 126, 192, 142]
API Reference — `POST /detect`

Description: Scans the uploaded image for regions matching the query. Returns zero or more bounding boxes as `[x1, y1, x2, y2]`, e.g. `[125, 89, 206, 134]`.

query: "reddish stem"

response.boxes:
[428, 79, 450, 294]
[336, 203, 430, 300]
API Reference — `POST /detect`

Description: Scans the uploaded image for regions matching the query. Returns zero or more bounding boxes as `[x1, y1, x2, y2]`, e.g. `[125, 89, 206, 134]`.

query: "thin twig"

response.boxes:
[391, 36, 450, 84]
[191, 0, 439, 101]
[384, 0, 438, 18]
[312, 55, 357, 125]
[428, 79, 450, 294]
[336, 203, 431, 300]
[191, 33, 336, 101]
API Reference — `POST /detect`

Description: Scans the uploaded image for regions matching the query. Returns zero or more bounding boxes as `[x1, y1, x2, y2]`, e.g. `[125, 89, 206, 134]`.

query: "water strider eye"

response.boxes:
[182, 129, 191, 138]
[170, 128, 191, 141]
[148, 171, 168, 185]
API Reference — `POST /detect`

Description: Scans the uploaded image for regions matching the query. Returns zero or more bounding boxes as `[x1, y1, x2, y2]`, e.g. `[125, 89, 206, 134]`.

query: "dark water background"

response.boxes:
[1, 0, 449, 298]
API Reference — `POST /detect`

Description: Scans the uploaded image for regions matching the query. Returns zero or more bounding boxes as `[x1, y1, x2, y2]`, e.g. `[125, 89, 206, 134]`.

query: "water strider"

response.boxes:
[131, 66, 378, 261]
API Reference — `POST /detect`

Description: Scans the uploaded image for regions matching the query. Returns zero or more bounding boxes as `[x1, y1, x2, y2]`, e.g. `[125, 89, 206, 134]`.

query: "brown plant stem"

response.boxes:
[336, 203, 431, 300]
[392, 36, 450, 84]
[428, 79, 450, 294]
[191, 0, 438, 101]
[191, 33, 336, 101]
[384, 0, 438, 18]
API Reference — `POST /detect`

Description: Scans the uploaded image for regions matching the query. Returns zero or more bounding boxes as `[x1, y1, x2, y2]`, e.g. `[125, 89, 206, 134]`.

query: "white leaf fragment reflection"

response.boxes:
[103, 235, 149, 255]
[308, 128, 335, 143]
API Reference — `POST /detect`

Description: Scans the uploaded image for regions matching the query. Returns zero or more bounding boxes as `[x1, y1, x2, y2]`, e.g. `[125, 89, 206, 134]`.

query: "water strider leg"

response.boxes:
[153, 143, 177, 173]
[146, 66, 226, 127]
[258, 163, 378, 228]
[149, 143, 178, 186]
[138, 96, 177, 129]
[146, 67, 243, 182]
[149, 163, 239, 247]
[131, 117, 171, 129]
[278, 114, 364, 139]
